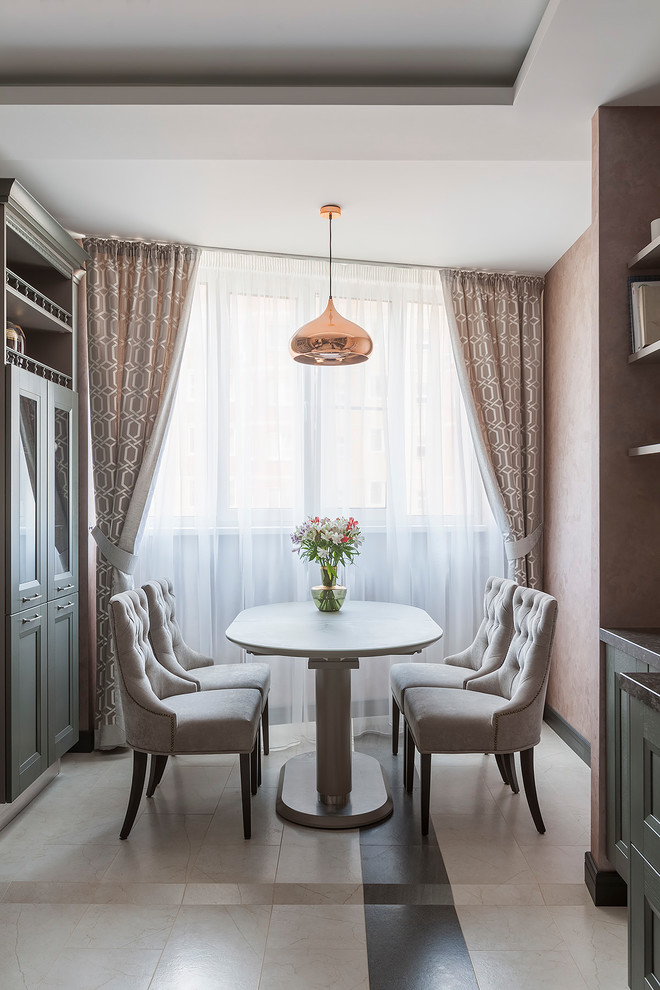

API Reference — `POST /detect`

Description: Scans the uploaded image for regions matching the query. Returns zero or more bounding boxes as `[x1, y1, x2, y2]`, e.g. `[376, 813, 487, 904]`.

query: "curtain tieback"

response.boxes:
[91, 525, 138, 575]
[504, 524, 543, 562]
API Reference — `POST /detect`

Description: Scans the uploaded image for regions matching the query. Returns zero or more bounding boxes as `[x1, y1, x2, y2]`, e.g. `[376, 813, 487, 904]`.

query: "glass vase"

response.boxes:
[312, 566, 347, 612]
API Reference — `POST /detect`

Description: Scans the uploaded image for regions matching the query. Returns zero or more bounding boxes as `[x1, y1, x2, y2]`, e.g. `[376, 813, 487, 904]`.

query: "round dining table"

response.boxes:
[225, 600, 443, 829]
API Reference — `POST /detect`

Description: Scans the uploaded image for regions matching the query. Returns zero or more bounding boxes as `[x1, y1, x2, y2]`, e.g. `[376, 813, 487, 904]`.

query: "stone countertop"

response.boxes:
[619, 671, 660, 714]
[600, 628, 660, 669]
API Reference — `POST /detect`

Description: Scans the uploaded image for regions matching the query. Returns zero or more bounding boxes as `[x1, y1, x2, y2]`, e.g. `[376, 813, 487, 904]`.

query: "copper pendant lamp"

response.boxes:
[289, 205, 373, 365]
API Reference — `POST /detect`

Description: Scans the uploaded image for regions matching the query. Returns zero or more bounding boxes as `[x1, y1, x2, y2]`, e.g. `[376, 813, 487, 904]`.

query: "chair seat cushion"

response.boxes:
[193, 663, 271, 704]
[404, 686, 510, 754]
[165, 688, 261, 754]
[390, 662, 469, 708]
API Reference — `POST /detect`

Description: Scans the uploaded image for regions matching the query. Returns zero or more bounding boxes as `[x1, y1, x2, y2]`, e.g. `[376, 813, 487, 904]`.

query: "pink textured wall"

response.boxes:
[544, 224, 599, 749]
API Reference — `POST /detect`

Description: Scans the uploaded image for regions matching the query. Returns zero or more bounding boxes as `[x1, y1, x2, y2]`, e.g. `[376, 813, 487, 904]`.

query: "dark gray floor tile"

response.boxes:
[362, 883, 453, 905]
[364, 905, 479, 990]
[360, 843, 450, 886]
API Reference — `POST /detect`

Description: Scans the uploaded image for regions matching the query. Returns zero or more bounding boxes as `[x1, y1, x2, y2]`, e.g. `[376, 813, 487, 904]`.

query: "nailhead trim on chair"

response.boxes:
[492, 601, 557, 751]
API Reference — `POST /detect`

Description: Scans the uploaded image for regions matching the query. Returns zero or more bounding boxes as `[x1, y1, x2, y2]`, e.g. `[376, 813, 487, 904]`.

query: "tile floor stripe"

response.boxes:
[356, 734, 479, 989]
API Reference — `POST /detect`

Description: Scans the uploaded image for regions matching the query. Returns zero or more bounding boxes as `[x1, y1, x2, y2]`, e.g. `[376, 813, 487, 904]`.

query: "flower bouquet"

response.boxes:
[291, 515, 364, 611]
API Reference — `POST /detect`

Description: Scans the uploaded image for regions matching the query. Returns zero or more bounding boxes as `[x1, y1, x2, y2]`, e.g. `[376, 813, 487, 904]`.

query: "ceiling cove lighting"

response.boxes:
[289, 205, 373, 366]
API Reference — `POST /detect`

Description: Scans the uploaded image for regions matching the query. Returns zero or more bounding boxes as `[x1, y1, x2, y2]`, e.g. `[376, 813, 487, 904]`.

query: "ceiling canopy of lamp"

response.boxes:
[289, 205, 373, 366]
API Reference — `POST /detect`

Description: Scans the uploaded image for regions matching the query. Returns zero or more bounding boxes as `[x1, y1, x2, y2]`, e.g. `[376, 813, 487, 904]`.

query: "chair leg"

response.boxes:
[262, 698, 270, 756]
[251, 738, 258, 796]
[239, 752, 252, 839]
[520, 748, 545, 834]
[405, 723, 415, 794]
[494, 753, 510, 787]
[146, 755, 168, 798]
[257, 724, 262, 787]
[120, 751, 148, 839]
[403, 715, 408, 781]
[420, 753, 431, 836]
[392, 695, 400, 755]
[503, 753, 519, 794]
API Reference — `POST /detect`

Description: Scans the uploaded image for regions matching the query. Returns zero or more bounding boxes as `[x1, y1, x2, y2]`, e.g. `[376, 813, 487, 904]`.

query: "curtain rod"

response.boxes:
[195, 243, 443, 272]
[176, 243, 541, 278]
[80, 231, 542, 278]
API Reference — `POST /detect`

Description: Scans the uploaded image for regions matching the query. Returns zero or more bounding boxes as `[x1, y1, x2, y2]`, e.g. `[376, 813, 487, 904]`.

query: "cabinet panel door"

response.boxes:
[7, 367, 48, 615]
[606, 645, 649, 880]
[631, 696, 660, 875]
[47, 383, 78, 600]
[47, 595, 79, 761]
[630, 846, 660, 990]
[7, 607, 49, 801]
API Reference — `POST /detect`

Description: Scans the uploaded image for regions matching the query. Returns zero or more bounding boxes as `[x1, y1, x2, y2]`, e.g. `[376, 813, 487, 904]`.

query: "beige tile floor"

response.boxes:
[0, 724, 627, 989]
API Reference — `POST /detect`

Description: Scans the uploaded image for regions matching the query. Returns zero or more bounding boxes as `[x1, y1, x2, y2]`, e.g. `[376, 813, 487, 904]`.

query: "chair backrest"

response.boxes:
[109, 588, 196, 751]
[446, 575, 517, 676]
[468, 584, 558, 750]
[142, 578, 213, 672]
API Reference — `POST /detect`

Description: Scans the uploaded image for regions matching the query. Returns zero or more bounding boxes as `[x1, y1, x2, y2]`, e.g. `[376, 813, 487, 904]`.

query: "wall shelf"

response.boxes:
[629, 338, 660, 364]
[629, 443, 660, 456]
[6, 284, 72, 335]
[629, 235, 660, 270]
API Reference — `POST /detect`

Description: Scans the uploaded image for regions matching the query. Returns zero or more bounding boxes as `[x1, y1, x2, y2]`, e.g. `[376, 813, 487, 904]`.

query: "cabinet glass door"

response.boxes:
[8, 367, 47, 614]
[48, 383, 78, 599]
[19, 395, 39, 585]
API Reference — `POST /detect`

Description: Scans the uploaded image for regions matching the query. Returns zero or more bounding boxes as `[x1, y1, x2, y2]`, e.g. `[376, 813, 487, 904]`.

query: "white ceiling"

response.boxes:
[1, 0, 660, 274]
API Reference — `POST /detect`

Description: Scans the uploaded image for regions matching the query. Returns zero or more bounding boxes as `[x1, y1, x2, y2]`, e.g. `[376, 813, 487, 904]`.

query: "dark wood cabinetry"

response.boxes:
[603, 630, 660, 892]
[628, 235, 660, 455]
[605, 642, 652, 881]
[1, 179, 87, 803]
[621, 678, 660, 988]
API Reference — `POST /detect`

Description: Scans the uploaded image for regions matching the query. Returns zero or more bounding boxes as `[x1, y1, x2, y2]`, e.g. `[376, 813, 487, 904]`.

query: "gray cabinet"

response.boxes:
[628, 691, 660, 989]
[4, 364, 79, 800]
[1, 179, 86, 805]
[629, 848, 660, 990]
[606, 644, 650, 881]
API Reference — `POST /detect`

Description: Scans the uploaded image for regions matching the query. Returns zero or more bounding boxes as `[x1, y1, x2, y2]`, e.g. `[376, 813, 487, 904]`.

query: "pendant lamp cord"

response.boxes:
[329, 214, 333, 300]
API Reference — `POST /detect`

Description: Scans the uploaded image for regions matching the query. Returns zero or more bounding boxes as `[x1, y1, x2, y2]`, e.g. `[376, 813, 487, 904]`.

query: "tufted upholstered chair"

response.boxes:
[389, 576, 518, 760]
[109, 588, 262, 840]
[403, 584, 558, 835]
[142, 579, 271, 762]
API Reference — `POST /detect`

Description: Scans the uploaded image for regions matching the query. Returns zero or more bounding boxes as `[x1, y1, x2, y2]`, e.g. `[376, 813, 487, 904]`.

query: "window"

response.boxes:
[149, 255, 494, 530]
[138, 250, 505, 725]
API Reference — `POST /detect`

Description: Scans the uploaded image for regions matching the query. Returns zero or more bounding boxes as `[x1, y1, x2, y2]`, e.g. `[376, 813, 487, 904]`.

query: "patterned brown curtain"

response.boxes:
[85, 238, 200, 748]
[440, 269, 544, 587]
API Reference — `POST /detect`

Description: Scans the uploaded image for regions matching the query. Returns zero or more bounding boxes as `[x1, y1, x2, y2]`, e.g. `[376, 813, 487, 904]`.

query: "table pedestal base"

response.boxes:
[276, 751, 393, 829]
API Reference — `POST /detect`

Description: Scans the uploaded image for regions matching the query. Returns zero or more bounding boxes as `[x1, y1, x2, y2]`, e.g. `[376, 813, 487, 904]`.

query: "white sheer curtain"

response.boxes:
[135, 250, 505, 736]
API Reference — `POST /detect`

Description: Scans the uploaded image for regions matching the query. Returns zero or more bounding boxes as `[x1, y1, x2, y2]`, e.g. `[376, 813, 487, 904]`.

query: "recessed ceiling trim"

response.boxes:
[513, 0, 561, 101]
[0, 84, 514, 107]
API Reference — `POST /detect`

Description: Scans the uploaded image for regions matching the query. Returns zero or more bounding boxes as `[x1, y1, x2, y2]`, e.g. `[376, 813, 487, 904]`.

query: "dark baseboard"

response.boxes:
[544, 705, 591, 767]
[68, 730, 94, 754]
[584, 852, 627, 906]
